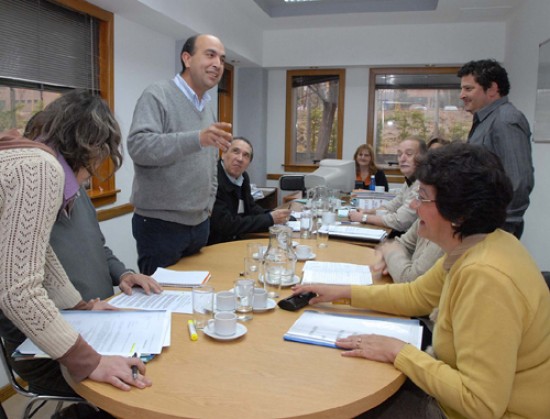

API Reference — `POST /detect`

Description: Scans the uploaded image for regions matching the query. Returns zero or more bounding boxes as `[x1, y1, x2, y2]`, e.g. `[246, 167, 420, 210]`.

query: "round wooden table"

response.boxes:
[68, 239, 405, 418]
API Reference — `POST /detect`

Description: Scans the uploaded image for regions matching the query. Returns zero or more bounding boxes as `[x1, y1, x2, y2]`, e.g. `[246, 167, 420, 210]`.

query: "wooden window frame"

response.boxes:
[366, 66, 462, 183]
[284, 68, 345, 173]
[53, 0, 117, 207]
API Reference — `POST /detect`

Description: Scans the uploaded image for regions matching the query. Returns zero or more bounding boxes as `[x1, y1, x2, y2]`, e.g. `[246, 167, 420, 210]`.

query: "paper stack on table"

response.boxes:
[321, 224, 387, 242]
[284, 310, 423, 349]
[301, 261, 372, 286]
[14, 310, 171, 359]
[152, 267, 210, 287]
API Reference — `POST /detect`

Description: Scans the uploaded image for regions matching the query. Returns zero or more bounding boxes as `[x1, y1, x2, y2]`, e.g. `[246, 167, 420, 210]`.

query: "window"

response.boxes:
[285, 69, 345, 172]
[0, 0, 115, 207]
[367, 67, 471, 170]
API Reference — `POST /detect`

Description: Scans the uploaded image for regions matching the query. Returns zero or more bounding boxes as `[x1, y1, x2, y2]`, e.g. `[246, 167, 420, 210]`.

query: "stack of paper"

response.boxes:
[284, 311, 423, 349]
[109, 289, 192, 314]
[321, 224, 387, 242]
[15, 310, 171, 359]
[152, 267, 210, 287]
[301, 261, 372, 286]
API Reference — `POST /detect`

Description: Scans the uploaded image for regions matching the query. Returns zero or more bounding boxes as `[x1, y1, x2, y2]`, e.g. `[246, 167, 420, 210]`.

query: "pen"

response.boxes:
[131, 352, 138, 380]
[187, 319, 198, 341]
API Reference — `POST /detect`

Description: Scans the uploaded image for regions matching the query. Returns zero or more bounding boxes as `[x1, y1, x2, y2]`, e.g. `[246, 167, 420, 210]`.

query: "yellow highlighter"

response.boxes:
[187, 319, 198, 341]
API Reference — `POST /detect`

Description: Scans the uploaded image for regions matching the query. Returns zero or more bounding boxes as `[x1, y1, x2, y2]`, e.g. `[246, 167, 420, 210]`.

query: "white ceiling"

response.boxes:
[236, 0, 520, 30]
[87, 0, 520, 66]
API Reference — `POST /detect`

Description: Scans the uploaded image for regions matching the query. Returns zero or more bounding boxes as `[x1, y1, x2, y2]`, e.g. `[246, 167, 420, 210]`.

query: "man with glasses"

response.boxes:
[350, 137, 427, 236]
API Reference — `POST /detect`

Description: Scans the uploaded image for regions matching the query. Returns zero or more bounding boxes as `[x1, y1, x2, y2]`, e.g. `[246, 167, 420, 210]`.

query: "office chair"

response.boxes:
[279, 175, 305, 192]
[542, 271, 550, 291]
[0, 338, 90, 419]
[279, 175, 306, 204]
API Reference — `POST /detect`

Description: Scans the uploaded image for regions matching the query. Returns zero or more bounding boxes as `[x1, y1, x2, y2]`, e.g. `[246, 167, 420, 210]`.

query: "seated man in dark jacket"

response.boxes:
[208, 137, 290, 245]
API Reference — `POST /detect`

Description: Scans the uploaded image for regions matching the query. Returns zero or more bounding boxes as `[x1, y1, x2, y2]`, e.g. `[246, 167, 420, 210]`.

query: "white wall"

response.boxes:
[262, 22, 505, 68]
[505, 0, 550, 269]
[99, 15, 177, 272]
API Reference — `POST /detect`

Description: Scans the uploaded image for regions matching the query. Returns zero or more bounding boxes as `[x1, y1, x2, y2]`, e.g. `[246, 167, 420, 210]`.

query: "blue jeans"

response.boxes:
[132, 214, 210, 275]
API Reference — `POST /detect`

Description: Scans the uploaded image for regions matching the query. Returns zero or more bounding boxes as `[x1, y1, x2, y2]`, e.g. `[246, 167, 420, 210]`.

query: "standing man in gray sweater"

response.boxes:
[128, 34, 232, 275]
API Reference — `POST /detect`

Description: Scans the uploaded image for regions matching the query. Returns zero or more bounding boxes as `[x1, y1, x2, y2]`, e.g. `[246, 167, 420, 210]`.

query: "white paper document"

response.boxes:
[301, 261, 372, 286]
[287, 220, 301, 232]
[16, 310, 171, 358]
[109, 289, 193, 313]
[152, 267, 210, 287]
[284, 311, 423, 349]
[321, 224, 387, 242]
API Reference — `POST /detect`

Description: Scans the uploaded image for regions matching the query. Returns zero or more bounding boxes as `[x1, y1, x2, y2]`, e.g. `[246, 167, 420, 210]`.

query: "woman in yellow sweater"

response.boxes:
[294, 142, 550, 418]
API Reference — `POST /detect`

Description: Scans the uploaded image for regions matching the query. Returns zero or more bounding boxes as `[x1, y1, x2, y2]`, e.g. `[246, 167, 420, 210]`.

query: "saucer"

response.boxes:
[253, 298, 277, 312]
[296, 253, 316, 261]
[203, 323, 247, 341]
[259, 274, 301, 287]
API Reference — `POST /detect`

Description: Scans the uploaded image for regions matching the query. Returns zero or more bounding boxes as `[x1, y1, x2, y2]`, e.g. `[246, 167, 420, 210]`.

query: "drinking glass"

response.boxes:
[263, 260, 284, 299]
[244, 256, 261, 284]
[234, 279, 254, 321]
[247, 242, 265, 260]
[192, 286, 214, 329]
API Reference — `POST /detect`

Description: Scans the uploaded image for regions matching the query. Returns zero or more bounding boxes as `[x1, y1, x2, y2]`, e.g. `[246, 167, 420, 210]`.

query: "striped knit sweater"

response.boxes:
[0, 140, 99, 381]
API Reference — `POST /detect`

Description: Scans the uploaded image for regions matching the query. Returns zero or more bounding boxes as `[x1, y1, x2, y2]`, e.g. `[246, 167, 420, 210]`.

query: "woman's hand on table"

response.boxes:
[89, 355, 152, 390]
[336, 334, 407, 364]
[291, 284, 351, 304]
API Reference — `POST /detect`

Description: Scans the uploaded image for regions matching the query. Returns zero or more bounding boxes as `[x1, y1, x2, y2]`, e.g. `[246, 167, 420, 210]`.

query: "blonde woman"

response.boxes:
[353, 144, 388, 191]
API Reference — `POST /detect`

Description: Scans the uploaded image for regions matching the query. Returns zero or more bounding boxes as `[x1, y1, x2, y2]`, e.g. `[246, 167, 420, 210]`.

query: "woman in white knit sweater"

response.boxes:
[0, 91, 152, 398]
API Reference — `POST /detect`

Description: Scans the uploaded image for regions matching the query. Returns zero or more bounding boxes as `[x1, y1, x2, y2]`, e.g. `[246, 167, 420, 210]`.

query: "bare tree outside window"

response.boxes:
[285, 69, 345, 171]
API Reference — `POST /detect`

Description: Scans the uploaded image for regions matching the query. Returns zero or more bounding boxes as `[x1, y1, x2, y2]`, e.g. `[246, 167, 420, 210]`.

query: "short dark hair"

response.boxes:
[415, 142, 512, 239]
[232, 136, 254, 161]
[457, 59, 510, 96]
[24, 90, 122, 176]
[180, 34, 199, 73]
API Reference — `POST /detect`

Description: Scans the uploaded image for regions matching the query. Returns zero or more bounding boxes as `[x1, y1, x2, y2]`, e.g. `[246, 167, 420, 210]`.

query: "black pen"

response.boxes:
[131, 352, 139, 380]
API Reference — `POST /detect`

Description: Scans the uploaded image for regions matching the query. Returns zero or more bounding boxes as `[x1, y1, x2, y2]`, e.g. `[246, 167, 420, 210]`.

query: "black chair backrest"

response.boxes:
[279, 175, 305, 192]
[542, 271, 550, 291]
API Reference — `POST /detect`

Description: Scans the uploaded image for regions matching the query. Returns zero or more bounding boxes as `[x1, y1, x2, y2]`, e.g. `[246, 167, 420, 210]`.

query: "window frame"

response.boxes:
[284, 68, 346, 173]
[367, 66, 463, 183]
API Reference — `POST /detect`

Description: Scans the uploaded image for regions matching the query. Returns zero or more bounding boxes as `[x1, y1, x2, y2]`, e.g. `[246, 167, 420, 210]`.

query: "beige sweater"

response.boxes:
[0, 145, 100, 381]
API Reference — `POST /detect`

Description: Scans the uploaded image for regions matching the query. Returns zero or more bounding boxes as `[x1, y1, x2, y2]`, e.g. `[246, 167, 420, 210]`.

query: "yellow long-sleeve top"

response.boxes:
[352, 230, 550, 418]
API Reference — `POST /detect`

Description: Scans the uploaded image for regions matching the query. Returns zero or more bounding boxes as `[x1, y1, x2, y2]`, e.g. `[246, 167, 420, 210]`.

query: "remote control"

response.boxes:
[277, 292, 317, 311]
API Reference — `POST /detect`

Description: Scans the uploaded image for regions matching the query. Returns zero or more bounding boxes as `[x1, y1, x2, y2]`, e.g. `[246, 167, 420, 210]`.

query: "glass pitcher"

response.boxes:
[262, 225, 297, 296]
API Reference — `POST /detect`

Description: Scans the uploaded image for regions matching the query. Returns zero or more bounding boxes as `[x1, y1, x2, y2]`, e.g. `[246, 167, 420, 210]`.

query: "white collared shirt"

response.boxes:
[173, 73, 211, 112]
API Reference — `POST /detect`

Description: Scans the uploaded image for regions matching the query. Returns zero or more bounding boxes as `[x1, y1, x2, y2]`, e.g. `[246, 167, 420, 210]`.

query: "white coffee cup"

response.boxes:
[253, 288, 268, 309]
[208, 311, 237, 336]
[295, 244, 313, 259]
[216, 291, 236, 312]
[375, 186, 385, 193]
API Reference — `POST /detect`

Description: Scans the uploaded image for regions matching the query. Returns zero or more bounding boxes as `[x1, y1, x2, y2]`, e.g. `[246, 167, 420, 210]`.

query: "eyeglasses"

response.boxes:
[412, 190, 436, 205]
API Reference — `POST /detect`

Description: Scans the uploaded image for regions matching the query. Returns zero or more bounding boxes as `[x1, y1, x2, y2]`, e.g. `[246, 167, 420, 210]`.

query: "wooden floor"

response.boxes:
[1, 393, 70, 419]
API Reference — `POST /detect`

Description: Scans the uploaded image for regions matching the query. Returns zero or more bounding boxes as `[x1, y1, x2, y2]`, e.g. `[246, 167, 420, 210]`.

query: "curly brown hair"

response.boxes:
[24, 90, 122, 177]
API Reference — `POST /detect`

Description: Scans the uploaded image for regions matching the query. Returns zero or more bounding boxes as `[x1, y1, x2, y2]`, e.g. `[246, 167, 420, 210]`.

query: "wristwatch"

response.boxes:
[361, 214, 368, 224]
